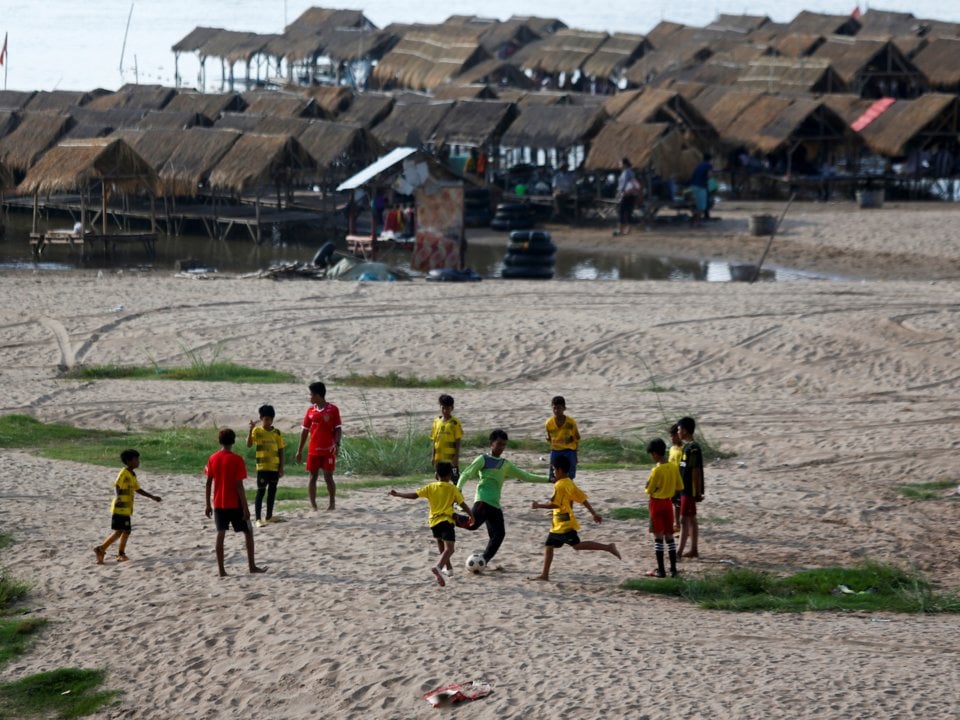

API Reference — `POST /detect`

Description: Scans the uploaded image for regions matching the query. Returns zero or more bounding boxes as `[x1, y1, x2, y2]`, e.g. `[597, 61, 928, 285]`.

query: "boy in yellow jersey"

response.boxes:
[668, 423, 684, 532]
[644, 438, 684, 578]
[94, 449, 161, 564]
[430, 394, 463, 481]
[545, 395, 580, 480]
[247, 404, 286, 527]
[528, 455, 620, 581]
[389, 462, 475, 587]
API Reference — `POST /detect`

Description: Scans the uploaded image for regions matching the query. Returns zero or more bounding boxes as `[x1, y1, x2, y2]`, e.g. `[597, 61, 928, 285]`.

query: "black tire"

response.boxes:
[509, 230, 551, 243]
[503, 252, 555, 268]
[495, 202, 530, 214]
[507, 240, 556, 255]
[501, 265, 554, 279]
[312, 241, 336, 266]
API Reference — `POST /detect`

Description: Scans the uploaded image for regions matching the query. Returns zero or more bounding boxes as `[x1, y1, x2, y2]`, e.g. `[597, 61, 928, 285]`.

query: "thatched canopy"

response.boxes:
[442, 16, 542, 56]
[190, 30, 273, 64]
[431, 100, 517, 147]
[585, 121, 675, 171]
[172, 26, 223, 53]
[317, 28, 397, 62]
[857, 94, 960, 156]
[164, 91, 247, 120]
[0, 111, 20, 141]
[645, 22, 686, 50]
[431, 84, 499, 101]
[737, 57, 847, 94]
[0, 90, 37, 111]
[767, 33, 826, 59]
[821, 94, 876, 126]
[286, 7, 373, 33]
[241, 91, 321, 118]
[911, 38, 960, 89]
[0, 161, 13, 190]
[86, 85, 176, 111]
[500, 104, 607, 149]
[63, 121, 115, 141]
[706, 14, 770, 33]
[371, 101, 453, 148]
[244, 116, 383, 172]
[214, 113, 263, 133]
[0, 112, 74, 172]
[508, 16, 567, 36]
[18, 138, 158, 196]
[301, 85, 354, 116]
[25, 91, 94, 113]
[207, 133, 317, 194]
[70, 106, 148, 130]
[514, 29, 609, 74]
[138, 111, 212, 130]
[690, 88, 765, 134]
[856, 10, 922, 36]
[624, 41, 714, 86]
[336, 93, 396, 128]
[453, 58, 536, 90]
[811, 38, 924, 97]
[581, 33, 650, 79]
[110, 128, 185, 170]
[784, 11, 861, 37]
[156, 127, 241, 196]
[611, 88, 718, 144]
[372, 29, 489, 91]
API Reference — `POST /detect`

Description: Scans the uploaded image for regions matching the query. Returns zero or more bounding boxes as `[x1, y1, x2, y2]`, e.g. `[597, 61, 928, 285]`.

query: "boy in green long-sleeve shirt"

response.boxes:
[456, 428, 549, 570]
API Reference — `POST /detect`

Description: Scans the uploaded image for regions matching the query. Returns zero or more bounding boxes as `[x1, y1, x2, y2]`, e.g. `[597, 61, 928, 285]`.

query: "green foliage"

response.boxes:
[335, 372, 478, 389]
[64, 363, 296, 384]
[609, 506, 649, 521]
[339, 418, 434, 477]
[0, 617, 47, 667]
[0, 668, 119, 719]
[896, 479, 958, 500]
[621, 562, 960, 613]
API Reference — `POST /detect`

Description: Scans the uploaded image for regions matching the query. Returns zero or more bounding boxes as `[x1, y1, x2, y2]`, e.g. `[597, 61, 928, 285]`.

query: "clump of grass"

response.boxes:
[896, 479, 958, 500]
[339, 415, 434, 477]
[622, 562, 960, 613]
[608, 506, 649, 521]
[334, 372, 478, 389]
[64, 363, 296, 384]
[0, 668, 119, 718]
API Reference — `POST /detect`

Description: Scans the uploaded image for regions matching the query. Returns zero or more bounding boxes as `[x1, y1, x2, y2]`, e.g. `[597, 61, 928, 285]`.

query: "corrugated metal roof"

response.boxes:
[337, 146, 417, 190]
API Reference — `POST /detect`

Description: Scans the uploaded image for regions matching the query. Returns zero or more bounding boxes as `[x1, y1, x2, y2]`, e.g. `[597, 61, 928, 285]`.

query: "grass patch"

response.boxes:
[0, 668, 119, 719]
[64, 363, 296, 384]
[621, 562, 960, 613]
[334, 372, 478, 389]
[896, 479, 958, 500]
[608, 506, 649, 521]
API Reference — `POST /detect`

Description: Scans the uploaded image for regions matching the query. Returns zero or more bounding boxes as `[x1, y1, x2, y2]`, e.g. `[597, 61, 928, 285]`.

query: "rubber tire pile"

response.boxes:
[464, 187, 492, 227]
[501, 230, 555, 279]
[489, 202, 535, 231]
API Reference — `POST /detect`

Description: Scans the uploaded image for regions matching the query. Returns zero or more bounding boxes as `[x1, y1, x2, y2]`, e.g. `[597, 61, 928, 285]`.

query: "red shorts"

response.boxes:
[649, 498, 675, 535]
[680, 495, 698, 518]
[306, 453, 336, 474]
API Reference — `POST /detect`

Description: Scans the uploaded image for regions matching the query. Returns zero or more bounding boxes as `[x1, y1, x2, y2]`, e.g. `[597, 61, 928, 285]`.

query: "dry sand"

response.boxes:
[1, 201, 959, 719]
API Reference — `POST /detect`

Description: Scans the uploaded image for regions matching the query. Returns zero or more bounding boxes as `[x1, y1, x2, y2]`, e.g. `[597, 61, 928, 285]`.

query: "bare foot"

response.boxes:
[310, 504, 318, 511]
[527, 575, 550, 582]
[219, 569, 227, 577]
[116, 554, 129, 562]
[94, 546, 105, 565]
[431, 566, 446, 587]
[683, 551, 699, 559]
[610, 543, 621, 560]
[250, 566, 267, 574]
[327, 503, 335, 511]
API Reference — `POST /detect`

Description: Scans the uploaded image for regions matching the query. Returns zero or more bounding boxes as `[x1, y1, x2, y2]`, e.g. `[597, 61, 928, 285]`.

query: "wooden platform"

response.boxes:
[30, 231, 158, 259]
[345, 233, 414, 259]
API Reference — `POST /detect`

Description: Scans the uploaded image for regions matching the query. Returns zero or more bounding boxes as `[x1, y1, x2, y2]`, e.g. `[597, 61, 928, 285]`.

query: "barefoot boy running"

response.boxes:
[94, 449, 161, 564]
[529, 455, 620, 581]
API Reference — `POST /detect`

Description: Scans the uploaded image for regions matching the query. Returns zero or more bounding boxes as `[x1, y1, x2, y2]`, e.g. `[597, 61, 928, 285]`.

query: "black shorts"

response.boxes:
[431, 521, 456, 542]
[214, 508, 249, 532]
[257, 470, 280, 490]
[110, 514, 132, 532]
[545, 530, 581, 547]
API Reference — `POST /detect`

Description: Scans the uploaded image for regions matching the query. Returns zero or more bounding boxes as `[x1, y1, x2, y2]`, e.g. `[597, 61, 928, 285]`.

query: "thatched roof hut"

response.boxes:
[508, 15, 567, 36]
[138, 111, 212, 130]
[18, 137, 158, 196]
[442, 16, 542, 57]
[584, 121, 700, 178]
[911, 38, 960, 91]
[431, 84, 499, 101]
[63, 120, 115, 141]
[156, 127, 241, 196]
[24, 91, 95, 113]
[810, 38, 923, 97]
[336, 93, 396, 128]
[286, 7, 373, 32]
[371, 101, 454, 148]
[70, 107, 148, 130]
[645, 22, 686, 50]
[214, 113, 263, 133]
[371, 28, 489, 91]
[110, 128, 185, 171]
[500, 104, 607, 149]
[452, 58, 536, 90]
[737, 56, 847, 94]
[207, 133, 317, 195]
[172, 26, 223, 54]
[856, 10, 922, 36]
[0, 90, 37, 111]
[244, 116, 383, 173]
[164, 91, 246, 121]
[0, 111, 20, 141]
[85, 84, 176, 111]
[0, 112, 74, 172]
[706, 14, 771, 34]
[241, 91, 321, 118]
[766, 33, 826, 59]
[0, 161, 13, 190]
[513, 29, 609, 75]
[301, 86, 354, 117]
[820, 94, 876, 126]
[316, 28, 397, 62]
[856, 93, 960, 156]
[581, 33, 651, 80]
[783, 10, 861, 37]
[624, 39, 714, 86]
[431, 100, 518, 147]
[610, 88, 718, 145]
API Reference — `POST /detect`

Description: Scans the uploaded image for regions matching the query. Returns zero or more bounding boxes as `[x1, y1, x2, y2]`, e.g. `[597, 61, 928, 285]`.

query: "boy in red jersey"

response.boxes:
[295, 381, 342, 511]
[204, 428, 265, 577]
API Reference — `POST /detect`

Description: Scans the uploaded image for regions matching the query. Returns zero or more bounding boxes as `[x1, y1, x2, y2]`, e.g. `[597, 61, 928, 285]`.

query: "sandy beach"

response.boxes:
[1, 200, 959, 719]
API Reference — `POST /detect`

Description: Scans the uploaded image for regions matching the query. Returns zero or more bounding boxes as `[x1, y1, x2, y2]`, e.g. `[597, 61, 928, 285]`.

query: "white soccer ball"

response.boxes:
[465, 552, 486, 573]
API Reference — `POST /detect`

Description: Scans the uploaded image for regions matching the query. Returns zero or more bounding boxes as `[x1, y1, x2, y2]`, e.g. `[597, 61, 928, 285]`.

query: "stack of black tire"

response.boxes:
[489, 202, 535, 231]
[501, 230, 555, 279]
[464, 187, 492, 227]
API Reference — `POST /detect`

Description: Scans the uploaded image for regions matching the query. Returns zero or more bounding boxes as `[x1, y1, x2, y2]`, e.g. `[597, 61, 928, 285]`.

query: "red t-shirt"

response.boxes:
[204, 449, 247, 509]
[301, 402, 342, 455]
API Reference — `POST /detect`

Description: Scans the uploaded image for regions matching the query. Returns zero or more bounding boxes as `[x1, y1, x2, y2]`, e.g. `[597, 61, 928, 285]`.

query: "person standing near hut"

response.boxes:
[689, 154, 713, 226]
[615, 158, 641, 236]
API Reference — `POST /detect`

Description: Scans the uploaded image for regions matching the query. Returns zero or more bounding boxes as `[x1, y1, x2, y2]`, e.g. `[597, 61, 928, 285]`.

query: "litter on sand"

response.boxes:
[423, 680, 494, 707]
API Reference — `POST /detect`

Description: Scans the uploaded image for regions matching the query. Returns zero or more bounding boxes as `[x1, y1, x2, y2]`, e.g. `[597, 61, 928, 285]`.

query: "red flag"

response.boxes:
[0, 33, 7, 66]
[851, 4, 862, 19]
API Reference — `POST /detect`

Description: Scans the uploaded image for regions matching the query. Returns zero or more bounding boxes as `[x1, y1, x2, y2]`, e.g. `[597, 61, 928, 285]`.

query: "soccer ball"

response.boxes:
[465, 552, 486, 573]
